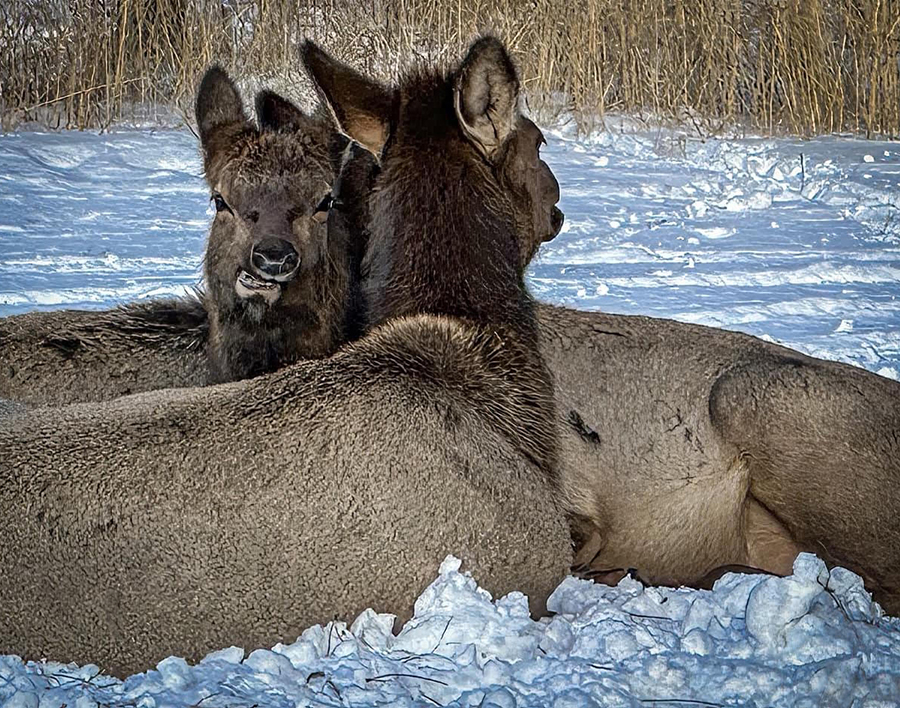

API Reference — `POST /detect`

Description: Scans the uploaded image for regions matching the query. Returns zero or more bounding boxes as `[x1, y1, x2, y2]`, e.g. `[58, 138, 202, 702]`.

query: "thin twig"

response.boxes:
[366, 673, 449, 686]
[24, 78, 147, 112]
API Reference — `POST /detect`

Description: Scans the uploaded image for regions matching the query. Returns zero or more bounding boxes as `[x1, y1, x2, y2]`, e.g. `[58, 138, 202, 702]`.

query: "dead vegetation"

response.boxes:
[1, 0, 898, 136]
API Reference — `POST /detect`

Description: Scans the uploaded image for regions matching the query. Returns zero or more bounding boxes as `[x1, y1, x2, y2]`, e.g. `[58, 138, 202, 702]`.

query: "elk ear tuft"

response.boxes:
[454, 36, 520, 158]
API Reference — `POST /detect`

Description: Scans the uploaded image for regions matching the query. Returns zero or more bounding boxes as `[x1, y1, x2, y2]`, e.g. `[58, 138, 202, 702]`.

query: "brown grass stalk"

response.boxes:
[0, 0, 897, 136]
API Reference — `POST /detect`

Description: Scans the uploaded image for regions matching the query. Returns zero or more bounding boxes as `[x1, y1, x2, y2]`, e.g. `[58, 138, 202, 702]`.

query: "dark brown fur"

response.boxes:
[198, 67, 356, 383]
[303, 37, 564, 476]
[0, 297, 208, 406]
[0, 81, 364, 404]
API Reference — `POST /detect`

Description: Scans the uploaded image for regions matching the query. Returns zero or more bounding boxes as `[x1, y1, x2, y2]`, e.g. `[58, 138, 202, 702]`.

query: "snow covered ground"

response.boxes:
[1, 555, 898, 707]
[535, 121, 900, 379]
[0, 125, 899, 705]
[1, 124, 898, 377]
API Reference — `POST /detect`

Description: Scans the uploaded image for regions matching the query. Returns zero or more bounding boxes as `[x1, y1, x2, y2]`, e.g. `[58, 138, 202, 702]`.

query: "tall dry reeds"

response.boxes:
[1, 0, 898, 136]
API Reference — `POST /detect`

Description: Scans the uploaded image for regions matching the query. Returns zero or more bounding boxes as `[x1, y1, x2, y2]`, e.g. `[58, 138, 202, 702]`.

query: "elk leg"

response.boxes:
[710, 357, 900, 613]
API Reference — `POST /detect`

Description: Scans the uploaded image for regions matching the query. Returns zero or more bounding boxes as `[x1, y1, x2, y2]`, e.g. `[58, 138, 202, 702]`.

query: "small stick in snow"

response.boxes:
[639, 700, 725, 707]
[800, 152, 806, 193]
[366, 673, 450, 686]
[432, 616, 453, 653]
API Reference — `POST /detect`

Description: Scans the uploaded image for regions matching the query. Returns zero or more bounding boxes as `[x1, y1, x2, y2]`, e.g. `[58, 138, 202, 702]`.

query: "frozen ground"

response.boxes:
[0, 126, 899, 704]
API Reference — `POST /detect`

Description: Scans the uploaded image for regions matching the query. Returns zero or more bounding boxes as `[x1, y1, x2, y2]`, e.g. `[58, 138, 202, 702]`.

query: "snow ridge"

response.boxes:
[1, 555, 898, 707]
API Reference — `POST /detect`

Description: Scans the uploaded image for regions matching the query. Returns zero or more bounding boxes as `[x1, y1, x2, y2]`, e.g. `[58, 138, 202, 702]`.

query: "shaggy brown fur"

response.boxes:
[0, 39, 572, 677]
[302, 37, 564, 476]
[198, 67, 356, 383]
[7, 298, 900, 615]
[0, 82, 365, 404]
[0, 325, 572, 676]
[4, 301, 900, 614]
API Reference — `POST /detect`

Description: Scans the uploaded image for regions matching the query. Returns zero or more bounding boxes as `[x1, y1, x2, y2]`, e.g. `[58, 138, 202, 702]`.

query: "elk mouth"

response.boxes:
[235, 268, 282, 305]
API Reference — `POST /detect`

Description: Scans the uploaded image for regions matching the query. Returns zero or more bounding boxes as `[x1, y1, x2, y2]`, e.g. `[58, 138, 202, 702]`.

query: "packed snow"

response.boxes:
[1, 555, 899, 707]
[1, 124, 899, 704]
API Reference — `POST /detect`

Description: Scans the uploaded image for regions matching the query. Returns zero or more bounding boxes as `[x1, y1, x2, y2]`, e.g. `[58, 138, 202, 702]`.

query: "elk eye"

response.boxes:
[316, 193, 334, 212]
[212, 194, 230, 213]
[312, 193, 334, 224]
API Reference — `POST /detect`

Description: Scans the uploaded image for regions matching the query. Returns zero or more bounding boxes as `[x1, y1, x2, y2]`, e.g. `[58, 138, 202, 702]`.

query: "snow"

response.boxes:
[531, 123, 900, 379]
[1, 555, 898, 707]
[1, 126, 898, 377]
[1, 124, 899, 703]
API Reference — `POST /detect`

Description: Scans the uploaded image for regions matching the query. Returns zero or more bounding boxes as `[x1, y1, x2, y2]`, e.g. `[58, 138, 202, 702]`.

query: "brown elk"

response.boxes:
[197, 67, 360, 382]
[2, 47, 899, 616]
[0, 73, 363, 402]
[301, 37, 564, 475]
[0, 38, 571, 677]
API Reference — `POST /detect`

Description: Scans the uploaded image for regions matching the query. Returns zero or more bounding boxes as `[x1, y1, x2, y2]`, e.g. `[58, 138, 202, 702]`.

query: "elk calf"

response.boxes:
[197, 68, 357, 382]
[0, 75, 368, 402]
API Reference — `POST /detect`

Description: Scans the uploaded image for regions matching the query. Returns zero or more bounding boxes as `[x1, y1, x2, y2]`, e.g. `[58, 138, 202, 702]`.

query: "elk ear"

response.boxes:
[454, 37, 520, 158]
[255, 90, 308, 132]
[195, 65, 249, 147]
[301, 40, 393, 158]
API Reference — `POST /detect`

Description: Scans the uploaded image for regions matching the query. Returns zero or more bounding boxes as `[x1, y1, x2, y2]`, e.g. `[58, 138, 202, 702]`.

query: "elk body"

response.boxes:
[6, 300, 898, 613]
[1, 44, 898, 622]
[0, 39, 571, 677]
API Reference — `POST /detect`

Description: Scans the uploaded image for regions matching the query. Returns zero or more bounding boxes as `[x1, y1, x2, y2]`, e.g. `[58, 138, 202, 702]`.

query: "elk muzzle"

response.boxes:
[251, 238, 300, 281]
[234, 238, 300, 305]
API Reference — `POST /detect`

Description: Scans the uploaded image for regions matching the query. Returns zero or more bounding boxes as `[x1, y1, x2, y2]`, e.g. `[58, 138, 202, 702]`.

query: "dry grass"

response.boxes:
[1, 0, 898, 136]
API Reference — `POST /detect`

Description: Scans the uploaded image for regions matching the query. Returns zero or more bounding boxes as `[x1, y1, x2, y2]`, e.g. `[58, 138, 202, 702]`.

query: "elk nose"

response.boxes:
[251, 238, 300, 281]
[548, 206, 565, 240]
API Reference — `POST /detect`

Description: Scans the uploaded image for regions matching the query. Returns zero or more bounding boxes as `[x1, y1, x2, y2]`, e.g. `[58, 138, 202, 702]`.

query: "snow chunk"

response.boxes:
[835, 319, 854, 332]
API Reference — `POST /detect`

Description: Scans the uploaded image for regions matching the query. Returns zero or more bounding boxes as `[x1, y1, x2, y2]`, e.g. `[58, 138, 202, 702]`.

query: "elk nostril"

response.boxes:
[251, 238, 300, 279]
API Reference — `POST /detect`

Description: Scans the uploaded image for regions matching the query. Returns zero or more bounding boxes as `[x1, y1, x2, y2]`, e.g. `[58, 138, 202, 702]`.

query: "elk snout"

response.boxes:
[251, 238, 300, 282]
[549, 206, 564, 240]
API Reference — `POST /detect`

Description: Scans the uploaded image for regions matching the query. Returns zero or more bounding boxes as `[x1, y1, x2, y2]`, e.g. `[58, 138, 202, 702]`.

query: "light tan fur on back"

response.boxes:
[540, 304, 900, 612]
[0, 318, 571, 676]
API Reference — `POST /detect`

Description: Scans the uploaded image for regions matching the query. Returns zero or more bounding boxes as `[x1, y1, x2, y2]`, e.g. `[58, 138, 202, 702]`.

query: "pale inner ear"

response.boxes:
[344, 112, 388, 158]
[453, 77, 517, 159]
[453, 88, 480, 153]
[301, 41, 392, 161]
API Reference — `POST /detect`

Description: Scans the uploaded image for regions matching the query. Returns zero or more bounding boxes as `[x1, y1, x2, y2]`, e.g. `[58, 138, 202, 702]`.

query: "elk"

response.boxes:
[2, 47, 899, 617]
[0, 37, 571, 677]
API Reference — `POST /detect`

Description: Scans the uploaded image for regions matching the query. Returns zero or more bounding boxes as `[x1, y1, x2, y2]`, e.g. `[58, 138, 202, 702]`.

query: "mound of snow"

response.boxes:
[2, 554, 898, 707]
